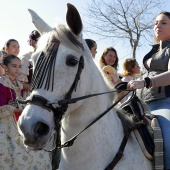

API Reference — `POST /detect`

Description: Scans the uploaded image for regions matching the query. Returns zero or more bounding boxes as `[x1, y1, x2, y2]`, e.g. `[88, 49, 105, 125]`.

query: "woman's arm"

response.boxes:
[128, 70, 170, 89]
[151, 71, 170, 87]
[22, 82, 31, 91]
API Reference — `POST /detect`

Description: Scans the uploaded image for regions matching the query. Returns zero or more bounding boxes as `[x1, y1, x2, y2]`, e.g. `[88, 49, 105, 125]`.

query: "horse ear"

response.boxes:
[66, 3, 83, 36]
[28, 9, 52, 34]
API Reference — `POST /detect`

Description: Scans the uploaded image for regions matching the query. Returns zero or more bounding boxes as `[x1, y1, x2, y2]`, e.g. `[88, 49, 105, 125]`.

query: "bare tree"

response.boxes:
[85, 0, 164, 58]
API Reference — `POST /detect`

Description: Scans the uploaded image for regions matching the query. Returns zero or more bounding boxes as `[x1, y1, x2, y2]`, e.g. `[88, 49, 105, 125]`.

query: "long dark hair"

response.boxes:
[85, 39, 96, 50]
[30, 30, 41, 41]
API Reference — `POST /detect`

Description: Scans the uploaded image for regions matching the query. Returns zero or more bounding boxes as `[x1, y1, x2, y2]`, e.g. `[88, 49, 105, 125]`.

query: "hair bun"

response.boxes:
[30, 30, 41, 41]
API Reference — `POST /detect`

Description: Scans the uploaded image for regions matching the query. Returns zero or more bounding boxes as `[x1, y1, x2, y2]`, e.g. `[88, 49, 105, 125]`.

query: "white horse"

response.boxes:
[18, 3, 152, 170]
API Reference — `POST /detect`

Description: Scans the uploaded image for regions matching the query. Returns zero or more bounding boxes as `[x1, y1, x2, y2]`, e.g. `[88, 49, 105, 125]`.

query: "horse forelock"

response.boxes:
[53, 24, 89, 57]
[35, 24, 84, 55]
[31, 23, 92, 92]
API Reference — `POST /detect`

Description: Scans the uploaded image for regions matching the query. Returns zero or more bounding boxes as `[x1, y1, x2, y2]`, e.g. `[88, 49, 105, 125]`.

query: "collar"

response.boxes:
[160, 39, 170, 49]
[0, 75, 23, 90]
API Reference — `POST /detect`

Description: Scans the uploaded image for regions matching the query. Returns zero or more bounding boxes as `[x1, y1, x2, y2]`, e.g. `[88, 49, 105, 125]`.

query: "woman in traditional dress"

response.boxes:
[0, 54, 51, 170]
[19, 30, 41, 98]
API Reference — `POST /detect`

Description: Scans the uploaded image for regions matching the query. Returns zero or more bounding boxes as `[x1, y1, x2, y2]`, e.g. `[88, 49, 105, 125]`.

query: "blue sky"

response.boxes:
[1, 0, 170, 73]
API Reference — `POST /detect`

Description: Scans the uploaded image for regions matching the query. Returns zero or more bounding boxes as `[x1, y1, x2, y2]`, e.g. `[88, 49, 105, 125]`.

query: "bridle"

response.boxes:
[18, 34, 135, 170]
[24, 54, 85, 121]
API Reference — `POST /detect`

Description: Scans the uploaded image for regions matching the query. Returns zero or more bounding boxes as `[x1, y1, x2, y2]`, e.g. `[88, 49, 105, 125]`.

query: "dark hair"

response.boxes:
[3, 54, 20, 66]
[30, 30, 41, 41]
[158, 11, 170, 18]
[85, 39, 96, 50]
[99, 47, 119, 70]
[5, 39, 18, 47]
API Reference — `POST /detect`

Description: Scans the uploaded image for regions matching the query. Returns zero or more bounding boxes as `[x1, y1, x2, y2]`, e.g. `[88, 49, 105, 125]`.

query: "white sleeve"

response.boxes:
[19, 52, 32, 75]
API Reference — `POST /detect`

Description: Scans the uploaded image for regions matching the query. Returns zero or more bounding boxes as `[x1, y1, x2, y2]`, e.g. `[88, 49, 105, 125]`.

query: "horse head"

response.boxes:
[18, 3, 110, 150]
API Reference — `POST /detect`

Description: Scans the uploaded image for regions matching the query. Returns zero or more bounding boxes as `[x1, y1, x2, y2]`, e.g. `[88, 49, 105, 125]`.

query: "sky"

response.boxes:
[1, 0, 170, 73]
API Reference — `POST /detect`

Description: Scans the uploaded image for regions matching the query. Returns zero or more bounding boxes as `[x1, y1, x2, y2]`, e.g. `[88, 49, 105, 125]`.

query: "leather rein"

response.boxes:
[18, 37, 135, 169]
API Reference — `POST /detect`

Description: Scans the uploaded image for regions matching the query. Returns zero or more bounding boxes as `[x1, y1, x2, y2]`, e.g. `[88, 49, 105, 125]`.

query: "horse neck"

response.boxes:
[60, 74, 125, 170]
[61, 69, 124, 144]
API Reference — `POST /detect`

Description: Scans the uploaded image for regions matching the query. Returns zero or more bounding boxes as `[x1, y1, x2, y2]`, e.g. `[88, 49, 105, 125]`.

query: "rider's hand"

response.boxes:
[128, 80, 145, 89]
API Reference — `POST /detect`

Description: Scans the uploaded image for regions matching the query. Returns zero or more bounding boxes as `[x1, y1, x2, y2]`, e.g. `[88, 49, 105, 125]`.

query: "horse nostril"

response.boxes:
[34, 122, 49, 137]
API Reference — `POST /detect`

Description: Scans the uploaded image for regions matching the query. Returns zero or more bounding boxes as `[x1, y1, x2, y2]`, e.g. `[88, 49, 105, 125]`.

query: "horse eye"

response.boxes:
[66, 55, 78, 66]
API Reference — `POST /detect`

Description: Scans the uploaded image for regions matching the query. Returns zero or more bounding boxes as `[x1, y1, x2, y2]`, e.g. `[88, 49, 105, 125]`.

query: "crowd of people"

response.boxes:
[0, 31, 52, 169]
[0, 10, 170, 170]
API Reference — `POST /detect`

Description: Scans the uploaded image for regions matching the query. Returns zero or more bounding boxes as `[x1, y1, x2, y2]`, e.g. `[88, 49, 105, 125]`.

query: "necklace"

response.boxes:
[9, 77, 17, 86]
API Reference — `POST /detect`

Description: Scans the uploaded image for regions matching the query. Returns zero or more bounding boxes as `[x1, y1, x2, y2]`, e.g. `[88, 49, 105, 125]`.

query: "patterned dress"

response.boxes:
[0, 76, 52, 170]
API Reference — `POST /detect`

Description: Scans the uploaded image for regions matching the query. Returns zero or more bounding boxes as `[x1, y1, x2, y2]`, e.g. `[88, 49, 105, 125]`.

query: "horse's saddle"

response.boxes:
[119, 95, 154, 160]
[115, 82, 164, 162]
